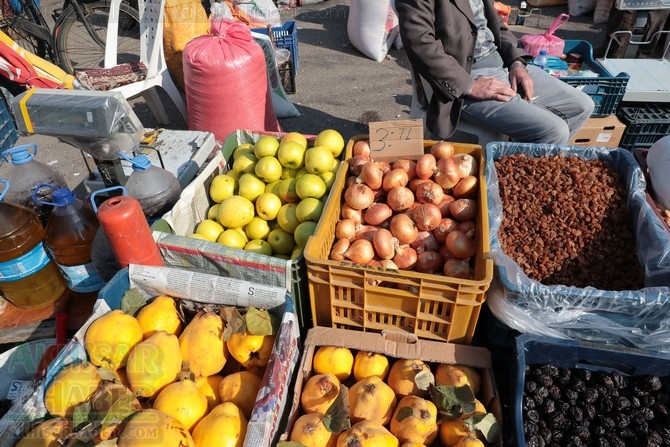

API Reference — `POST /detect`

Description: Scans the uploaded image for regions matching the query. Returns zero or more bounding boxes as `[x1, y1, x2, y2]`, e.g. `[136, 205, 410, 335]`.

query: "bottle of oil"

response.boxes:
[34, 184, 106, 299]
[1, 143, 67, 226]
[0, 179, 68, 308]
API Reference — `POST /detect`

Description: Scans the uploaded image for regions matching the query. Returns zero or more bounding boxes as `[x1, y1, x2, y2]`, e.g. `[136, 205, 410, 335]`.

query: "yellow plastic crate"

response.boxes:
[304, 139, 493, 343]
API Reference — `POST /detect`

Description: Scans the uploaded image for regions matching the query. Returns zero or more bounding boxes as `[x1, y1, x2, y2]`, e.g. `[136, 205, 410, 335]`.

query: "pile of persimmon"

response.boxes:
[285, 346, 501, 447]
[330, 140, 479, 280]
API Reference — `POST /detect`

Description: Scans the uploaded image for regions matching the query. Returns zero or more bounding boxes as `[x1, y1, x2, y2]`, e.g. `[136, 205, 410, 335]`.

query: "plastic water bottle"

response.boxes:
[91, 187, 164, 269]
[532, 50, 548, 71]
[34, 184, 106, 299]
[0, 179, 68, 309]
[1, 143, 67, 226]
[119, 153, 181, 221]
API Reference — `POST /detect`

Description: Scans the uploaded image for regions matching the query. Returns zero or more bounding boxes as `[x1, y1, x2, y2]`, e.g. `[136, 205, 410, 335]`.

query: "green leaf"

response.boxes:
[414, 369, 435, 391]
[71, 401, 93, 429]
[323, 384, 351, 433]
[221, 307, 245, 340]
[100, 392, 139, 428]
[121, 288, 146, 316]
[97, 367, 118, 383]
[245, 307, 278, 336]
[393, 406, 415, 423]
[468, 413, 502, 443]
[429, 384, 476, 419]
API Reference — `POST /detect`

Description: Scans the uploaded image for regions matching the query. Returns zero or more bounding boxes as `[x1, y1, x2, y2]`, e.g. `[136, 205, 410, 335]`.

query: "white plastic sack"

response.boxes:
[234, 0, 281, 26]
[347, 0, 401, 62]
[568, 0, 597, 17]
[253, 32, 300, 118]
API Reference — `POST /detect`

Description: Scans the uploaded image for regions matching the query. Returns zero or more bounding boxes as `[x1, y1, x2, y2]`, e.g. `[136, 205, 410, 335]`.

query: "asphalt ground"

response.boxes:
[0, 0, 610, 196]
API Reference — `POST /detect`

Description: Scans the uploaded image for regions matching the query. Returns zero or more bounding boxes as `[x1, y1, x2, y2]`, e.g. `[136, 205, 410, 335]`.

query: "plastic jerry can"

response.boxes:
[1, 143, 67, 226]
[34, 184, 106, 298]
[0, 179, 68, 308]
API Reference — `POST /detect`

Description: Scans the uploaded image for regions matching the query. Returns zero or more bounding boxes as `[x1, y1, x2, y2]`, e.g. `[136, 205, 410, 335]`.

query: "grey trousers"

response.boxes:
[461, 65, 595, 145]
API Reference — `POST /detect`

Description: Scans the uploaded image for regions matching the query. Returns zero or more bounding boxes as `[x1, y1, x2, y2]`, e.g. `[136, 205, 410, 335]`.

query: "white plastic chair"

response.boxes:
[409, 70, 506, 146]
[105, 0, 187, 125]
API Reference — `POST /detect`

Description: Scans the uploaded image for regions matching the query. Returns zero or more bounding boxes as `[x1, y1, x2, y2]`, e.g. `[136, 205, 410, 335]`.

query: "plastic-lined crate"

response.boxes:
[0, 94, 18, 152]
[513, 334, 670, 447]
[617, 103, 670, 151]
[252, 21, 299, 74]
[303, 139, 494, 344]
[559, 40, 630, 117]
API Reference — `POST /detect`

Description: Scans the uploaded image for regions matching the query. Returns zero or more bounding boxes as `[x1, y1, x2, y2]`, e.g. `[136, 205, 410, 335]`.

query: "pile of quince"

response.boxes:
[191, 129, 345, 260]
[283, 346, 501, 447]
[18, 294, 278, 447]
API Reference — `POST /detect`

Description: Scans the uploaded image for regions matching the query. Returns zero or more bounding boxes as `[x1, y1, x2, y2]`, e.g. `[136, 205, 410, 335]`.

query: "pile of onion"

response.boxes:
[332, 139, 480, 280]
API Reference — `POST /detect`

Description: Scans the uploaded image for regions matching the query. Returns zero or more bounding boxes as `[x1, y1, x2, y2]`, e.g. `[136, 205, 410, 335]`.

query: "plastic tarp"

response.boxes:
[485, 142, 670, 352]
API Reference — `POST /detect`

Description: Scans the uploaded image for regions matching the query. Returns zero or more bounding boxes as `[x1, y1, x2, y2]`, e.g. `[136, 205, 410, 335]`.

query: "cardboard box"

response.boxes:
[569, 115, 626, 148]
[279, 327, 503, 446]
[0, 265, 300, 447]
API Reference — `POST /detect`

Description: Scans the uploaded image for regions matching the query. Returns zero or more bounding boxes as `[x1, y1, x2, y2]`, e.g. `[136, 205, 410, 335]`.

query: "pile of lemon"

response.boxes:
[21, 296, 276, 447]
[191, 129, 345, 259]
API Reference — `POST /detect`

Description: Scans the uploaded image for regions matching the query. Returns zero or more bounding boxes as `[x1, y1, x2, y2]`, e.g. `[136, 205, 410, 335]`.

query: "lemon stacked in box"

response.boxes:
[192, 129, 345, 259]
[20, 295, 278, 447]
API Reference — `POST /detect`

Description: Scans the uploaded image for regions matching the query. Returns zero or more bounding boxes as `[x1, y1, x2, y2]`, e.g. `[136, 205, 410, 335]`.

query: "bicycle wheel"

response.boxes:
[0, 0, 55, 61]
[55, 1, 140, 74]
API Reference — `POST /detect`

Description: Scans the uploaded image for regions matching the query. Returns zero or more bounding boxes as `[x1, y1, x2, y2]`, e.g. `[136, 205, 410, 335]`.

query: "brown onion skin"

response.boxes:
[354, 225, 378, 243]
[353, 140, 371, 159]
[360, 161, 384, 190]
[415, 251, 444, 274]
[335, 219, 357, 241]
[409, 177, 432, 194]
[443, 258, 474, 279]
[458, 220, 476, 238]
[434, 157, 461, 190]
[344, 184, 375, 210]
[415, 180, 445, 206]
[416, 153, 437, 179]
[386, 186, 415, 212]
[450, 198, 477, 221]
[436, 195, 455, 217]
[413, 203, 442, 231]
[373, 228, 396, 260]
[453, 175, 478, 199]
[348, 155, 369, 176]
[411, 231, 442, 253]
[382, 168, 410, 191]
[330, 238, 350, 261]
[341, 203, 363, 224]
[376, 161, 391, 174]
[364, 202, 393, 226]
[393, 245, 418, 270]
[390, 214, 419, 245]
[345, 239, 375, 265]
[433, 218, 459, 243]
[393, 159, 417, 180]
[430, 141, 455, 160]
[452, 153, 478, 177]
[445, 230, 476, 259]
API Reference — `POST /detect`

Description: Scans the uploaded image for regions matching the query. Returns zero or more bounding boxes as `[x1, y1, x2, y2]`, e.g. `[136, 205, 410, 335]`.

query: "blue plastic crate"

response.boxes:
[253, 21, 299, 74]
[559, 40, 630, 117]
[0, 94, 18, 153]
[617, 103, 670, 151]
[513, 334, 670, 447]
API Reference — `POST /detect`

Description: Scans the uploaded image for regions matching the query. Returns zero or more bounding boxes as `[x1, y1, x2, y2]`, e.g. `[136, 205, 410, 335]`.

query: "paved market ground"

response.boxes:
[0, 0, 610, 196]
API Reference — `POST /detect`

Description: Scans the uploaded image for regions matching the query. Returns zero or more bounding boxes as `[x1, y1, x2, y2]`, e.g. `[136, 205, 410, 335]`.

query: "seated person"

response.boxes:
[396, 0, 594, 145]
[596, 8, 670, 59]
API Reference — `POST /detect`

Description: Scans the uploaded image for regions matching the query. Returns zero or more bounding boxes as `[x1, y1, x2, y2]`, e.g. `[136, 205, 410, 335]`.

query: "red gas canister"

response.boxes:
[92, 187, 164, 268]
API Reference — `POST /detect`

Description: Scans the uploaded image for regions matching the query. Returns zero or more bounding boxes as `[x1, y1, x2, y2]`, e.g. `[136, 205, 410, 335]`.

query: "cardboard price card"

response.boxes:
[368, 119, 424, 160]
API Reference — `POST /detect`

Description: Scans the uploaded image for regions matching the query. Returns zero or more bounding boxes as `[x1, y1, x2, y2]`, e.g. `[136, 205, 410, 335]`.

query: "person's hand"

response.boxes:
[465, 76, 517, 102]
[509, 65, 534, 101]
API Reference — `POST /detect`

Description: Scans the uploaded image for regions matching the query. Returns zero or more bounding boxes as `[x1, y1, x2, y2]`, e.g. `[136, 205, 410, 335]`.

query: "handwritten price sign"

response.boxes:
[368, 119, 424, 160]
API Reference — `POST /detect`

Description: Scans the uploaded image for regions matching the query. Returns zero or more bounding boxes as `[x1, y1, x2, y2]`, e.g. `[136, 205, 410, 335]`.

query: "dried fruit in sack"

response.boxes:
[218, 370, 262, 419]
[15, 417, 73, 447]
[135, 295, 183, 339]
[153, 379, 209, 432]
[289, 412, 338, 447]
[117, 409, 194, 447]
[349, 375, 397, 425]
[435, 364, 482, 395]
[126, 331, 182, 399]
[44, 362, 102, 418]
[84, 309, 144, 370]
[313, 346, 354, 381]
[191, 402, 248, 447]
[301, 373, 341, 415]
[179, 311, 228, 377]
[389, 395, 438, 445]
[336, 420, 399, 447]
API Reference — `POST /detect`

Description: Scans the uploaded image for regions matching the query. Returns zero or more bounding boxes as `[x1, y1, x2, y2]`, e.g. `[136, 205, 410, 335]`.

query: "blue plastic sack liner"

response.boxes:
[485, 142, 670, 351]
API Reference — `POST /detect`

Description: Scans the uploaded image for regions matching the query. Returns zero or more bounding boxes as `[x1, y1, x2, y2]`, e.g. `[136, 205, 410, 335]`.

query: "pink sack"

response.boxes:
[520, 14, 569, 57]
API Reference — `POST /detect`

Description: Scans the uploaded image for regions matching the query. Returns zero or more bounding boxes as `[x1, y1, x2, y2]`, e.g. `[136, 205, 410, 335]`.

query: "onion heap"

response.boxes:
[330, 140, 480, 280]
